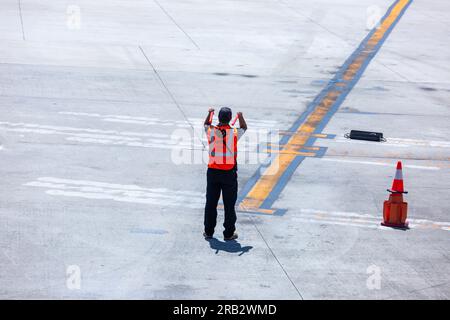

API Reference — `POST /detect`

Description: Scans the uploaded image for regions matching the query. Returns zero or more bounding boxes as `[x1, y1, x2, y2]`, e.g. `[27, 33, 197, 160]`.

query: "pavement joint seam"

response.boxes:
[153, 0, 200, 50]
[138, 45, 206, 149]
[276, 0, 407, 83]
[3, 61, 449, 86]
[275, 0, 354, 46]
[249, 216, 304, 300]
[17, 0, 25, 41]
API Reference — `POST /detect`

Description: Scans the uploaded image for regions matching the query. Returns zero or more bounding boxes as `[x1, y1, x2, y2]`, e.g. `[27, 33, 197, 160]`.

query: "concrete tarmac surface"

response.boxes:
[0, 0, 449, 299]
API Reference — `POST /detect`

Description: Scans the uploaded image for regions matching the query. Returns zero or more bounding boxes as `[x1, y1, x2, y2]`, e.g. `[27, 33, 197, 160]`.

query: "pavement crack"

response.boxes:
[138, 45, 206, 149]
[153, 0, 200, 50]
[377, 60, 412, 82]
[275, 0, 413, 83]
[17, 0, 25, 40]
[275, 0, 355, 47]
[249, 216, 304, 300]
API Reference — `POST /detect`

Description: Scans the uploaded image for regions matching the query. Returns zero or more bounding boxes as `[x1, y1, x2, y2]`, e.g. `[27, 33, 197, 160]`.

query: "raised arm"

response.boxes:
[237, 112, 247, 130]
[204, 108, 214, 126]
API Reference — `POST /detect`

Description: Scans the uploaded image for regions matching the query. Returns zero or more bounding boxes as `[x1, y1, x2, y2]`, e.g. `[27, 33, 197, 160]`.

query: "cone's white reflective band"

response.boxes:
[395, 169, 403, 180]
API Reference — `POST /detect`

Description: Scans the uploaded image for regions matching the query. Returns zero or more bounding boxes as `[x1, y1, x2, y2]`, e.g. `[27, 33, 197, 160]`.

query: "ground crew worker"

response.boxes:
[203, 107, 247, 241]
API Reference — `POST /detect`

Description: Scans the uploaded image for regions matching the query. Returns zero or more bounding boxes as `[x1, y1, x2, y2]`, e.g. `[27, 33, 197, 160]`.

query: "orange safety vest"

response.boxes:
[206, 125, 238, 170]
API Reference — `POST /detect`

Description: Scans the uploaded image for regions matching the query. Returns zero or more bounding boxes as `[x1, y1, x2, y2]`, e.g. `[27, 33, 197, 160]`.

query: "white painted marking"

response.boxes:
[24, 177, 205, 209]
[300, 208, 379, 220]
[320, 158, 440, 170]
[389, 137, 450, 148]
[334, 136, 450, 148]
[58, 111, 278, 130]
[292, 217, 389, 230]
[17, 177, 450, 232]
[0, 121, 267, 152]
[292, 208, 450, 231]
[0, 121, 167, 138]
[28, 177, 203, 196]
[0, 121, 204, 149]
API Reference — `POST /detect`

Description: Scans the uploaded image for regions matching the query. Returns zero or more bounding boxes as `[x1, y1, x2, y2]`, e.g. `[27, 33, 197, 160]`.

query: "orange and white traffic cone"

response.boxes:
[381, 161, 409, 229]
[389, 161, 405, 193]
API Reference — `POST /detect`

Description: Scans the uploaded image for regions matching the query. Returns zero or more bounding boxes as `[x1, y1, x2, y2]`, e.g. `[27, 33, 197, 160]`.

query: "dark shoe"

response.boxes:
[224, 232, 238, 241]
[203, 232, 213, 239]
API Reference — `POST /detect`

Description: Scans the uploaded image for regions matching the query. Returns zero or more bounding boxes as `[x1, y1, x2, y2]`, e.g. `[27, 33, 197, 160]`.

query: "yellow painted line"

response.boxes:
[218, 204, 275, 215]
[240, 0, 411, 211]
[266, 150, 317, 157]
[241, 89, 341, 209]
[278, 131, 329, 138]
[267, 143, 321, 152]
[237, 205, 276, 215]
[303, 146, 321, 151]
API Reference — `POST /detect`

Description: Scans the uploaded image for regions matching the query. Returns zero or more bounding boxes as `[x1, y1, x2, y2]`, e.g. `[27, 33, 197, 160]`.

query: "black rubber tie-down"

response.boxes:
[344, 130, 386, 142]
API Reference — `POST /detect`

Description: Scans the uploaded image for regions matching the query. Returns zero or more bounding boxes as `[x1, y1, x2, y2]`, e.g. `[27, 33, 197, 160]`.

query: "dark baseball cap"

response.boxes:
[218, 107, 232, 123]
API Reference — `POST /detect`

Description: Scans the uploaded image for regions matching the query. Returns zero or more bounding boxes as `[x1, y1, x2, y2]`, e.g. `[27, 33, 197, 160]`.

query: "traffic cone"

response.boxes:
[389, 161, 404, 193]
[381, 161, 409, 229]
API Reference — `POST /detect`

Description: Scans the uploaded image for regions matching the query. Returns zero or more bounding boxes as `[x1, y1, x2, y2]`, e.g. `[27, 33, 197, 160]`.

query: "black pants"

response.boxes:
[204, 168, 238, 238]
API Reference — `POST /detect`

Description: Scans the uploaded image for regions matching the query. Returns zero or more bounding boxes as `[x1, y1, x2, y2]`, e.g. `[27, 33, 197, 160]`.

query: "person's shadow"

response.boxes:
[206, 238, 253, 256]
